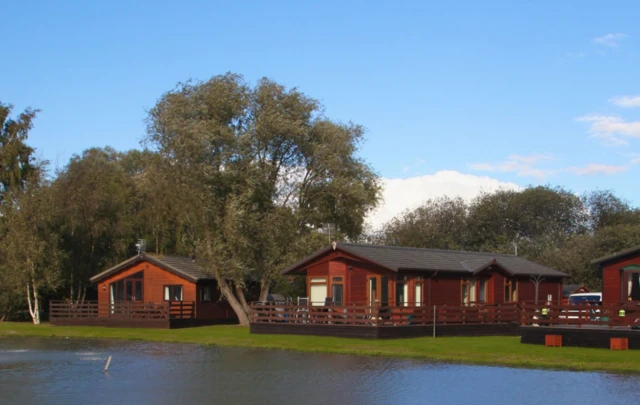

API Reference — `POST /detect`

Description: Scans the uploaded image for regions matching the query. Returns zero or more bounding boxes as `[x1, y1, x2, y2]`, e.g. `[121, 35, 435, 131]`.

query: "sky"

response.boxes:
[2, 1, 640, 229]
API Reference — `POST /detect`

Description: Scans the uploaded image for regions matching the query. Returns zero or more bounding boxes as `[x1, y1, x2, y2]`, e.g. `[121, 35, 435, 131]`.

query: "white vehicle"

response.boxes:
[565, 292, 602, 321]
[568, 292, 602, 305]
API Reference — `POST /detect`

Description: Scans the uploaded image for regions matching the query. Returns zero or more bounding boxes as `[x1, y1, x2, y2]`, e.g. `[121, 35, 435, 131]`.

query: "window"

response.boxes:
[331, 277, 344, 306]
[462, 279, 470, 305]
[415, 282, 422, 306]
[504, 280, 516, 302]
[627, 273, 640, 301]
[110, 271, 144, 303]
[479, 280, 487, 303]
[201, 286, 212, 302]
[396, 278, 408, 307]
[368, 277, 378, 306]
[164, 285, 183, 301]
[309, 277, 327, 306]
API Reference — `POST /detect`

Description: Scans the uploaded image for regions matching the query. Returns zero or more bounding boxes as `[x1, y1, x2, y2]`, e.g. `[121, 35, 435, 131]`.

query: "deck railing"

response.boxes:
[250, 302, 521, 326]
[251, 301, 640, 328]
[49, 301, 195, 320]
[520, 302, 640, 328]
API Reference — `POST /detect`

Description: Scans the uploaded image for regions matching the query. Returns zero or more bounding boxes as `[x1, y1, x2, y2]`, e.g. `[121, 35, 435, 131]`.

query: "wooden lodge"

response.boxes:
[250, 242, 570, 339]
[50, 253, 237, 328]
[280, 242, 568, 307]
[592, 245, 640, 304]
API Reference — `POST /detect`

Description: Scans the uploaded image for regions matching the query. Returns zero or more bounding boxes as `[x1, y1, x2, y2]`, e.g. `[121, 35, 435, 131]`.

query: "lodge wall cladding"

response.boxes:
[429, 276, 461, 306]
[96, 261, 197, 318]
[518, 280, 561, 303]
[602, 256, 639, 303]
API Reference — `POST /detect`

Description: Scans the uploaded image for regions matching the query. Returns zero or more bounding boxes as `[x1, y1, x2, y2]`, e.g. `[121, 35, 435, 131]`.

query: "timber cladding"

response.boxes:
[601, 256, 638, 303]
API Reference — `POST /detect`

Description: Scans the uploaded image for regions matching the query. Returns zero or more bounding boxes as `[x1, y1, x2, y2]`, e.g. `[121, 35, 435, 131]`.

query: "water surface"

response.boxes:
[1, 337, 638, 405]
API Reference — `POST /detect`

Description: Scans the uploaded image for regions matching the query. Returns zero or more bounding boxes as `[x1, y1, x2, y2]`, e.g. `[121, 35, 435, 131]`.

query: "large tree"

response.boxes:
[145, 73, 380, 324]
[0, 102, 38, 211]
[52, 148, 138, 302]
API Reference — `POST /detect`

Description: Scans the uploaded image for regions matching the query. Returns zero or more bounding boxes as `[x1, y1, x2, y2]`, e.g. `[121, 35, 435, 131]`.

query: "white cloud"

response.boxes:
[593, 33, 628, 48]
[631, 156, 640, 165]
[566, 163, 628, 176]
[609, 95, 640, 108]
[576, 114, 640, 146]
[469, 154, 555, 179]
[365, 170, 521, 230]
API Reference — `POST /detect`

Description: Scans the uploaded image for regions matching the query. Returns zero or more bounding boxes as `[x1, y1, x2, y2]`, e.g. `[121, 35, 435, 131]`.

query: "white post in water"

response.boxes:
[104, 356, 112, 372]
[433, 305, 436, 338]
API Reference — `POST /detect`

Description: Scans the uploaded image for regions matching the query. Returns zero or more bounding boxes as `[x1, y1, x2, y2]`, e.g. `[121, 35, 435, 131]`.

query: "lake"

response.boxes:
[1, 337, 639, 405]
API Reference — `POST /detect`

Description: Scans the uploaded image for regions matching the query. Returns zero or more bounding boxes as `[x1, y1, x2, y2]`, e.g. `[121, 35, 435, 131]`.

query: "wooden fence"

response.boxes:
[251, 301, 640, 328]
[520, 302, 640, 328]
[250, 303, 521, 326]
[50, 300, 195, 320]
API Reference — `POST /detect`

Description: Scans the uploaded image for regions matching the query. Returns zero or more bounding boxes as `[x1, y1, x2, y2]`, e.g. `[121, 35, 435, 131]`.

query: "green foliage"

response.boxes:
[145, 73, 381, 321]
[381, 185, 639, 287]
[0, 102, 39, 209]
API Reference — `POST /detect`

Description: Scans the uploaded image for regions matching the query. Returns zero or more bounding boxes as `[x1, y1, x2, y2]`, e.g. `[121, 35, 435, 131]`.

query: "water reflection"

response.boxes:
[0, 337, 639, 405]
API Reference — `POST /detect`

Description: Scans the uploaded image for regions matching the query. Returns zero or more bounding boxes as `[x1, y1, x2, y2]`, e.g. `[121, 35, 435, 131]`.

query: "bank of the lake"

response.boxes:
[1, 322, 638, 374]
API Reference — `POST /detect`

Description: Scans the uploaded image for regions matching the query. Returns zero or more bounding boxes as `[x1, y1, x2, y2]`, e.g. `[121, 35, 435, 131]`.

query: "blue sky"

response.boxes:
[2, 1, 640, 225]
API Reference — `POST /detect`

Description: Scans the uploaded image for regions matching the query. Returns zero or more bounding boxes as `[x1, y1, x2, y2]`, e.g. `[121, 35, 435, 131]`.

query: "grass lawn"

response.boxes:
[1, 322, 639, 374]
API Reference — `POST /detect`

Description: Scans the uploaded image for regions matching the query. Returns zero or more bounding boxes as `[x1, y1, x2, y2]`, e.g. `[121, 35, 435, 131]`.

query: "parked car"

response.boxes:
[564, 292, 602, 321]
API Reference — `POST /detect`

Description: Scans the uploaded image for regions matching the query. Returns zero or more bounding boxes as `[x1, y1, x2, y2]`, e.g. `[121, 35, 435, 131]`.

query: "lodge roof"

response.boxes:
[281, 242, 568, 277]
[89, 253, 214, 283]
[590, 245, 640, 266]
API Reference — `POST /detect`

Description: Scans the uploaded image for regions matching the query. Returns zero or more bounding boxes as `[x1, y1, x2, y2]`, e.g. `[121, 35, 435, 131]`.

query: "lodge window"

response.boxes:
[415, 281, 422, 306]
[478, 279, 487, 303]
[309, 277, 327, 306]
[462, 279, 477, 306]
[396, 276, 409, 306]
[201, 286, 212, 302]
[504, 280, 516, 302]
[109, 271, 144, 304]
[164, 285, 183, 301]
[625, 273, 640, 301]
[331, 277, 344, 306]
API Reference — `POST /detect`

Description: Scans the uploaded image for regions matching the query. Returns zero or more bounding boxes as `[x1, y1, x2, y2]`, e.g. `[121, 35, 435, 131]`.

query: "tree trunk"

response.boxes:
[258, 279, 270, 303]
[216, 277, 250, 325]
[26, 280, 40, 325]
[235, 283, 251, 315]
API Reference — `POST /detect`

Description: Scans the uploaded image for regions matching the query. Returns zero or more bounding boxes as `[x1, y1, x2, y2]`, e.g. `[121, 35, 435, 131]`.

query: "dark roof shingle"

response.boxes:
[90, 253, 214, 283]
[282, 243, 568, 277]
[591, 245, 640, 266]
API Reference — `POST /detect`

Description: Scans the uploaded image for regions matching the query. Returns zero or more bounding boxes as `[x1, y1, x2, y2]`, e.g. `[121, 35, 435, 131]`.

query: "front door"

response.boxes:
[367, 276, 389, 306]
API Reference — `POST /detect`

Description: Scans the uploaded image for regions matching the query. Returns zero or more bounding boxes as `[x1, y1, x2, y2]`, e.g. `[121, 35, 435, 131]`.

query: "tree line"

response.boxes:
[379, 187, 640, 289]
[2, 73, 639, 324]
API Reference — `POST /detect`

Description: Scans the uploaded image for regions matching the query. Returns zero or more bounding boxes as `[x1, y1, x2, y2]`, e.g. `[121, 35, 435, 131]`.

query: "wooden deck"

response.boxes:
[49, 301, 196, 329]
[249, 301, 640, 341]
[250, 303, 521, 339]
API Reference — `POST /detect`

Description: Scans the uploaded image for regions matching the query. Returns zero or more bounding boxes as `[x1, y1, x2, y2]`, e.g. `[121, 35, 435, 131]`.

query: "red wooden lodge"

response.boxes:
[281, 242, 567, 307]
[250, 243, 570, 339]
[50, 253, 237, 328]
[592, 245, 640, 304]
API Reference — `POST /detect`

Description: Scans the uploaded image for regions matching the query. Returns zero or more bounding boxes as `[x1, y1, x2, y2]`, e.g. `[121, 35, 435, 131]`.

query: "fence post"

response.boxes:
[432, 305, 437, 338]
